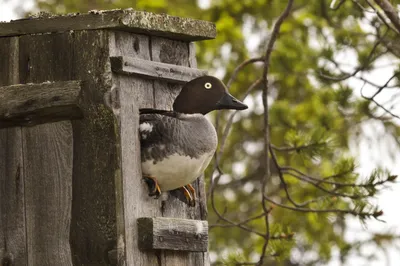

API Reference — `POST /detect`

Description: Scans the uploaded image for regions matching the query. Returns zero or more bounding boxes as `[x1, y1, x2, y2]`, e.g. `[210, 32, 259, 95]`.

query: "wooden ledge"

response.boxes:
[110, 56, 207, 83]
[137, 217, 208, 252]
[0, 9, 216, 41]
[0, 81, 82, 128]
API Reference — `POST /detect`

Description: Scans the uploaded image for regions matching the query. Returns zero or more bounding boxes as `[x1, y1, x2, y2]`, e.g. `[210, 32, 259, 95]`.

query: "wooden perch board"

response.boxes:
[0, 80, 82, 128]
[137, 217, 208, 252]
[0, 9, 216, 41]
[110, 56, 207, 83]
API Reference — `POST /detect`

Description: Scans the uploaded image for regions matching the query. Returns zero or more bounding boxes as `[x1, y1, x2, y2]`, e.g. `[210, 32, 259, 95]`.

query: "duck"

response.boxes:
[139, 75, 247, 206]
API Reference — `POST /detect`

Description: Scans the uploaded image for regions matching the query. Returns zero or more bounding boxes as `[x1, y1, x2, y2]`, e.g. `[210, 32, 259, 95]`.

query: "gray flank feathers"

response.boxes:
[139, 113, 217, 163]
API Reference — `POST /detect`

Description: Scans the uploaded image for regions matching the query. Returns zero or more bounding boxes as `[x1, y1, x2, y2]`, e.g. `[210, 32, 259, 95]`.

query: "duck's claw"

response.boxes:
[181, 184, 196, 207]
[143, 175, 162, 199]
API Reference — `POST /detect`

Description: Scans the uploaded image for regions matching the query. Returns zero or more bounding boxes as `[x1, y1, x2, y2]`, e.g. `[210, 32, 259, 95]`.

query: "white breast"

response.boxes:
[141, 151, 214, 191]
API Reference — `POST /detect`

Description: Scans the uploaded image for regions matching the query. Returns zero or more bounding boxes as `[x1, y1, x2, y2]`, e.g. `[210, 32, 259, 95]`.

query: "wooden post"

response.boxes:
[0, 9, 216, 266]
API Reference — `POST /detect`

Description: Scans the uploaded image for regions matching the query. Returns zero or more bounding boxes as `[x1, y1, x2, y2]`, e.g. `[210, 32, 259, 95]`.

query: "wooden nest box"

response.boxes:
[0, 9, 216, 266]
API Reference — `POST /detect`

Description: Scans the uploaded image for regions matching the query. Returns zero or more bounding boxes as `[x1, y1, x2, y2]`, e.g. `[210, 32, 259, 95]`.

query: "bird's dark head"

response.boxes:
[173, 76, 248, 115]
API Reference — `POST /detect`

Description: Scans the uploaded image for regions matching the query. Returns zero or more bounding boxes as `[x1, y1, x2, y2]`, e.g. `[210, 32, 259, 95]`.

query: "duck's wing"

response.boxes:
[139, 110, 179, 151]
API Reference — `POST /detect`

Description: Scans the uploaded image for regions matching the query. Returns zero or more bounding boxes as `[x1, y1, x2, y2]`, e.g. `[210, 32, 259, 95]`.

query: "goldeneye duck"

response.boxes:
[139, 75, 247, 206]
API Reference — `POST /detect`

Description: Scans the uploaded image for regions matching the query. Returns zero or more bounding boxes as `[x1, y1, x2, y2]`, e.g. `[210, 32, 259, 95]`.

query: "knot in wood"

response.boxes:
[24, 115, 34, 125]
[1, 256, 12, 266]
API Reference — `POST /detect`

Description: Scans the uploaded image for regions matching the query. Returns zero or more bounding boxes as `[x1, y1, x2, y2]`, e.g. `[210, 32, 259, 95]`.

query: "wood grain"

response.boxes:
[138, 217, 208, 252]
[0, 36, 27, 266]
[68, 30, 119, 265]
[110, 56, 206, 84]
[0, 128, 26, 266]
[23, 122, 73, 266]
[18, 33, 74, 266]
[188, 42, 198, 69]
[0, 81, 82, 128]
[151, 36, 210, 266]
[0, 9, 216, 41]
[109, 31, 161, 266]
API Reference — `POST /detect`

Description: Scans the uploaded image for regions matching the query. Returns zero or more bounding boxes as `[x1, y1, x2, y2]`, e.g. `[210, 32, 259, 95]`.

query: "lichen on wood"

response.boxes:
[0, 9, 216, 41]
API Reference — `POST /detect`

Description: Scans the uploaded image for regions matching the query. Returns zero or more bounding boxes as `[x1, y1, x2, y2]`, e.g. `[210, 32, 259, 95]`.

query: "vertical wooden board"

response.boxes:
[109, 31, 161, 266]
[151, 37, 192, 219]
[68, 30, 118, 265]
[109, 31, 154, 109]
[0, 128, 26, 266]
[188, 42, 198, 68]
[18, 33, 74, 266]
[151, 37, 189, 110]
[18, 33, 74, 84]
[0, 38, 11, 84]
[0, 36, 27, 266]
[117, 75, 162, 266]
[188, 42, 210, 266]
[23, 122, 73, 266]
[151, 37, 209, 266]
[0, 37, 19, 86]
[188, 42, 208, 223]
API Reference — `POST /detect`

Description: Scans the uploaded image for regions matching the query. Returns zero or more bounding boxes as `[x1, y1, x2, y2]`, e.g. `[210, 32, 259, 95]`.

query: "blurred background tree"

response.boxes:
[12, 0, 400, 265]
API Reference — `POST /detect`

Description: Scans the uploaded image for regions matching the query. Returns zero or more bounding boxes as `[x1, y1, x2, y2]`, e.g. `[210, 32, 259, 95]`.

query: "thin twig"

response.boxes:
[263, 195, 383, 218]
[319, 35, 384, 81]
[209, 212, 269, 229]
[369, 72, 398, 99]
[210, 188, 267, 238]
[271, 142, 327, 152]
[330, 0, 346, 10]
[360, 73, 400, 119]
[227, 57, 265, 88]
[258, 0, 294, 265]
[209, 78, 262, 196]
[269, 145, 301, 207]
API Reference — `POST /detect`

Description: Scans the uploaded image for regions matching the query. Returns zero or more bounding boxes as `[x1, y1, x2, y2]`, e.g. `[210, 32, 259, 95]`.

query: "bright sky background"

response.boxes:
[1, 0, 399, 265]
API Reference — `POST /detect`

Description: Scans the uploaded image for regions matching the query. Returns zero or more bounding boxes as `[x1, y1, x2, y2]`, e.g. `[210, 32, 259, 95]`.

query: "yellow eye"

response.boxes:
[205, 82, 212, 89]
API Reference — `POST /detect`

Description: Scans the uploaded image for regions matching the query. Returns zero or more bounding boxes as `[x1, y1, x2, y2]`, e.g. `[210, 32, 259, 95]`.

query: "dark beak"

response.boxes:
[216, 92, 248, 110]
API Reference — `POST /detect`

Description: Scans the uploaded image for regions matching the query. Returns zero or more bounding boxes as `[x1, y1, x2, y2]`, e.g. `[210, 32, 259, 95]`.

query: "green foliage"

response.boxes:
[26, 0, 400, 265]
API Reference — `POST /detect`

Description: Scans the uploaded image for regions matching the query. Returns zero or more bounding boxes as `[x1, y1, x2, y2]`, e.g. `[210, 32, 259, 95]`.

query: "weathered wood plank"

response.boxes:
[188, 41, 209, 223]
[0, 81, 82, 128]
[151, 37, 190, 112]
[0, 9, 216, 41]
[0, 36, 19, 85]
[151, 36, 210, 266]
[109, 31, 161, 266]
[18, 33, 74, 266]
[110, 56, 206, 84]
[151, 36, 193, 266]
[23, 121, 73, 266]
[138, 217, 208, 252]
[188, 42, 198, 69]
[0, 36, 27, 266]
[0, 128, 25, 266]
[68, 30, 119, 265]
[187, 41, 210, 266]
